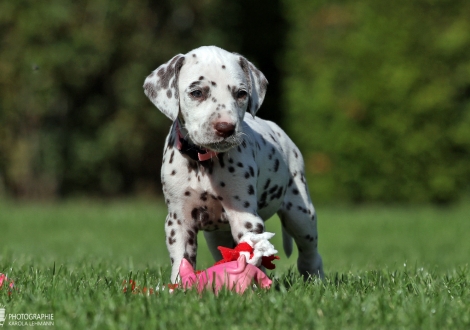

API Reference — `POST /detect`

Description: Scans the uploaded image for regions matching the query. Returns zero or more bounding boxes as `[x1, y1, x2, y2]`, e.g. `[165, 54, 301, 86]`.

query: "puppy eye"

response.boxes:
[190, 90, 203, 98]
[237, 90, 248, 99]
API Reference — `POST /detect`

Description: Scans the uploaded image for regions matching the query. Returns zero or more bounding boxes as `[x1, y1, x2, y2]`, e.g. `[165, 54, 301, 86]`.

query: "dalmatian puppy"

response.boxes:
[144, 46, 323, 282]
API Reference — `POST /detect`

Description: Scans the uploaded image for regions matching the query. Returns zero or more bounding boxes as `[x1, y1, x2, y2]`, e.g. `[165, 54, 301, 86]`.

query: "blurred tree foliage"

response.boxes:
[1, 0, 469, 204]
[284, 0, 470, 203]
[0, 0, 285, 199]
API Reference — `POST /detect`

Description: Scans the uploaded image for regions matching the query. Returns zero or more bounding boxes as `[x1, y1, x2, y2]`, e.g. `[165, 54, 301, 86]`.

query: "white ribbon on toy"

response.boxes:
[239, 232, 278, 267]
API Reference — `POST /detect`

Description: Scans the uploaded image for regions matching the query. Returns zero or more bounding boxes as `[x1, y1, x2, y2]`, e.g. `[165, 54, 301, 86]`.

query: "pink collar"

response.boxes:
[175, 121, 218, 162]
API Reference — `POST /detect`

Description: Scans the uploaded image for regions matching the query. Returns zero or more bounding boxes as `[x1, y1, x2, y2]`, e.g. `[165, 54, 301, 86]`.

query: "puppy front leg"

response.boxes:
[165, 214, 198, 283]
[224, 210, 265, 243]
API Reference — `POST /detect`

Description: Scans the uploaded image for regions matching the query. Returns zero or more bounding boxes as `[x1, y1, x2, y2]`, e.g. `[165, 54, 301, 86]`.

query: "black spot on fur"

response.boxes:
[298, 205, 308, 213]
[144, 82, 158, 99]
[189, 81, 202, 89]
[269, 185, 279, 194]
[276, 186, 283, 199]
[254, 223, 264, 234]
[199, 76, 204, 80]
[264, 179, 271, 190]
[191, 207, 212, 229]
[248, 185, 254, 195]
[304, 234, 314, 242]
[220, 181, 226, 187]
[215, 153, 224, 167]
[168, 134, 175, 148]
[245, 222, 253, 229]
[184, 191, 191, 196]
[228, 166, 235, 173]
[191, 208, 199, 220]
[273, 159, 280, 172]
[243, 201, 250, 208]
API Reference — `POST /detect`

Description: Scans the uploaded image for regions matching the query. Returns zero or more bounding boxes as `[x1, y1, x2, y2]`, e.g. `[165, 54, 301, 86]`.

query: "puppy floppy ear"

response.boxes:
[143, 54, 185, 121]
[238, 56, 268, 117]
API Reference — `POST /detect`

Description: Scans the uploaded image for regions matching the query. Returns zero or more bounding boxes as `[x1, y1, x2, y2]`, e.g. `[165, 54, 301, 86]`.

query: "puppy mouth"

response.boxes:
[200, 135, 243, 152]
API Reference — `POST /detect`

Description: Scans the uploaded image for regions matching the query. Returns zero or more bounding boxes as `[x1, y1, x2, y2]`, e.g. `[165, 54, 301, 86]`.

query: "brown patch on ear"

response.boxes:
[170, 56, 185, 100]
[144, 82, 157, 99]
[248, 62, 268, 96]
[144, 54, 185, 121]
[159, 55, 182, 89]
[238, 57, 252, 93]
[235, 55, 268, 116]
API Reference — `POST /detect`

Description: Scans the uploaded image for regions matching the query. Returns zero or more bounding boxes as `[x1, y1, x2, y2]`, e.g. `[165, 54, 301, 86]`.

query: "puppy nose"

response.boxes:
[214, 122, 236, 138]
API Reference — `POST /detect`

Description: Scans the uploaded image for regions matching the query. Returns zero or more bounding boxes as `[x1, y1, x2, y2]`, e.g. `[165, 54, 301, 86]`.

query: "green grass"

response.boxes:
[1, 199, 469, 329]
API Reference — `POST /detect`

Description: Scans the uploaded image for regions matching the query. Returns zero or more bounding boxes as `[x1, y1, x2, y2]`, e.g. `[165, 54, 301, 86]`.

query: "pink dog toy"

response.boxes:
[0, 273, 14, 295]
[179, 232, 279, 294]
[179, 254, 272, 294]
[121, 233, 279, 295]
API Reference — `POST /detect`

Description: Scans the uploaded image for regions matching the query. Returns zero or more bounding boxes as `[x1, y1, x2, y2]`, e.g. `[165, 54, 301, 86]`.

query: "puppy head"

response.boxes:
[144, 46, 268, 152]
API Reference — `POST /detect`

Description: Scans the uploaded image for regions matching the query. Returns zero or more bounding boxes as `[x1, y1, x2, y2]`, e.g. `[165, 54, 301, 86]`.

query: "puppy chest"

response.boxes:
[181, 187, 230, 231]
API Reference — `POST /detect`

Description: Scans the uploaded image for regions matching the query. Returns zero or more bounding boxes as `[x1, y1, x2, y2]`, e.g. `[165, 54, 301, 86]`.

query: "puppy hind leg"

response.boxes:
[278, 197, 324, 280]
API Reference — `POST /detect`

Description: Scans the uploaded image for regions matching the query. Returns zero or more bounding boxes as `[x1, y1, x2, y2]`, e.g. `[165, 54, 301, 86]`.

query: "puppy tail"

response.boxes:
[282, 227, 293, 258]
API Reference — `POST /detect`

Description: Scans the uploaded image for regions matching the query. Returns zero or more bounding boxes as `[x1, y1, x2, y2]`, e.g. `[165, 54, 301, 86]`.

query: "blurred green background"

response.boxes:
[1, 0, 470, 205]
